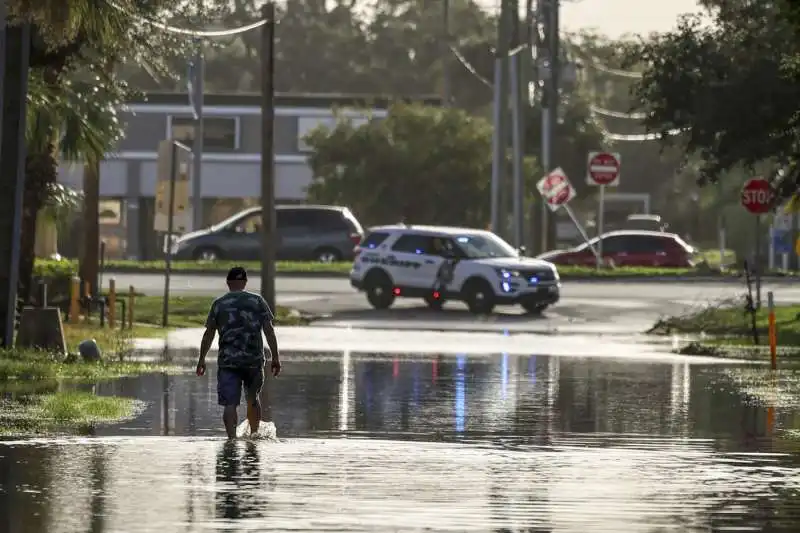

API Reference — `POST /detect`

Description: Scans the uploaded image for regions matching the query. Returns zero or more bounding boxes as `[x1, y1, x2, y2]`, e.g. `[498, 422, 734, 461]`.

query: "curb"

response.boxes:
[100, 267, 800, 283]
[102, 267, 345, 278]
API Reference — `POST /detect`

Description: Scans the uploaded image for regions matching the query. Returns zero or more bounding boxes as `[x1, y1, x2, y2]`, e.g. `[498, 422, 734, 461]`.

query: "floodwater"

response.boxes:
[1, 352, 800, 532]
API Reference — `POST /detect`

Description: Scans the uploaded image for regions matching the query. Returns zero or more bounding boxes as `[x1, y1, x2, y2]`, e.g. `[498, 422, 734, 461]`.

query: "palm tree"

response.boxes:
[19, 68, 125, 308]
[2, 1, 203, 327]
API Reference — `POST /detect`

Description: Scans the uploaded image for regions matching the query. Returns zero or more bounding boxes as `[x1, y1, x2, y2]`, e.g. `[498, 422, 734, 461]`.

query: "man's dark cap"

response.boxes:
[226, 266, 247, 282]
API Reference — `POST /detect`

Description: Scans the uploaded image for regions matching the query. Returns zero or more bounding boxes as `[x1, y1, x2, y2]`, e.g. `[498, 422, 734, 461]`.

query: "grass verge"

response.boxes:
[57, 296, 307, 357]
[131, 295, 309, 328]
[98, 258, 798, 279]
[0, 348, 179, 382]
[0, 391, 141, 436]
[649, 299, 800, 358]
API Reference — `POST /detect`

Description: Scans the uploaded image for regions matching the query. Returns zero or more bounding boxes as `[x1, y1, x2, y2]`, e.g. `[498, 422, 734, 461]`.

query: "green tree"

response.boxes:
[305, 103, 533, 227]
[627, 0, 800, 198]
[4, 1, 200, 311]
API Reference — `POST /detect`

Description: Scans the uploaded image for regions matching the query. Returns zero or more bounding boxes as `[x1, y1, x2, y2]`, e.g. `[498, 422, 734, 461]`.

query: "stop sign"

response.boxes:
[536, 168, 576, 212]
[741, 178, 774, 214]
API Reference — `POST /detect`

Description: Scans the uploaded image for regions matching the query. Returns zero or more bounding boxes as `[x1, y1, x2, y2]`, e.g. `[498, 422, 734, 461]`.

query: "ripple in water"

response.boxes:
[1, 435, 800, 532]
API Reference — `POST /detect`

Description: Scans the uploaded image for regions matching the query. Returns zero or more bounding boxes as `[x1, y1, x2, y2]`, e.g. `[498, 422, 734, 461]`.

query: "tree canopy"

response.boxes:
[305, 103, 533, 228]
[628, 0, 800, 199]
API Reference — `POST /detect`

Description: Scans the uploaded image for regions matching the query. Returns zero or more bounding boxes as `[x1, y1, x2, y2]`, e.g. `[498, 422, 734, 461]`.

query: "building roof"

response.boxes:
[129, 92, 443, 109]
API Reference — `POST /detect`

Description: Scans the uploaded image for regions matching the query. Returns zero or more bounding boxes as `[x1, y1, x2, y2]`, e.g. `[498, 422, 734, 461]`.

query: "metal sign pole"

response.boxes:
[563, 204, 600, 262]
[162, 142, 178, 327]
[597, 185, 605, 268]
[755, 215, 762, 308]
[191, 43, 204, 232]
[510, 51, 524, 247]
[490, 58, 502, 233]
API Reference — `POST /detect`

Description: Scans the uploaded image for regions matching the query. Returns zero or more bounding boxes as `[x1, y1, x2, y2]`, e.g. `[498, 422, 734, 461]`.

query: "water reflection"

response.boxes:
[215, 440, 268, 522]
[0, 352, 798, 531]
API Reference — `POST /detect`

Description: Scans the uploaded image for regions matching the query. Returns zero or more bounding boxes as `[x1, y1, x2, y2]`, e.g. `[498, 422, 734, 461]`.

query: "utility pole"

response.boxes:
[495, 0, 512, 239]
[190, 42, 205, 232]
[0, 16, 30, 347]
[538, 0, 559, 254]
[441, 0, 451, 107]
[259, 2, 276, 310]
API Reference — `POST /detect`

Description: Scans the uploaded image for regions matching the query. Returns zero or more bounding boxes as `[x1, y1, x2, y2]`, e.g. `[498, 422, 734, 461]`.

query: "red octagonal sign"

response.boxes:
[587, 151, 620, 186]
[741, 178, 774, 214]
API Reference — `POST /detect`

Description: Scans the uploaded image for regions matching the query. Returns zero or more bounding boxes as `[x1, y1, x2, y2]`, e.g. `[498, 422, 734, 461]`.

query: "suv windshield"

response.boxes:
[454, 233, 518, 259]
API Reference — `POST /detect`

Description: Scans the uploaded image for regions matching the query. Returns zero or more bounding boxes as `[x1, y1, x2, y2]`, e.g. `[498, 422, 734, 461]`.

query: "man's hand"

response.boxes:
[270, 356, 281, 377]
[196, 358, 206, 376]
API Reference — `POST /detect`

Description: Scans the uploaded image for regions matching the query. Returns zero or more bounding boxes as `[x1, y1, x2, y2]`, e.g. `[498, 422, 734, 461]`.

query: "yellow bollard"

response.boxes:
[108, 278, 116, 328]
[69, 276, 80, 323]
[128, 285, 135, 329]
[83, 281, 91, 323]
[768, 291, 777, 370]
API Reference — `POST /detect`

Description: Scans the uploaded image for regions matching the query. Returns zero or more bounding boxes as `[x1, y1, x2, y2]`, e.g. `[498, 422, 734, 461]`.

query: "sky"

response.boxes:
[477, 0, 704, 39]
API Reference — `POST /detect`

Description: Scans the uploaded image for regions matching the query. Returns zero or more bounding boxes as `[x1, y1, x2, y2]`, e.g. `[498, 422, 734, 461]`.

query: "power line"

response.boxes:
[585, 60, 643, 78]
[107, 1, 268, 38]
[450, 46, 493, 88]
[449, 43, 671, 141]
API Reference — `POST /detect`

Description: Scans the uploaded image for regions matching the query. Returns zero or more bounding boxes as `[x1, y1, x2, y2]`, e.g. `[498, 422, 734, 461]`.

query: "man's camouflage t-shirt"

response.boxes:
[205, 291, 274, 368]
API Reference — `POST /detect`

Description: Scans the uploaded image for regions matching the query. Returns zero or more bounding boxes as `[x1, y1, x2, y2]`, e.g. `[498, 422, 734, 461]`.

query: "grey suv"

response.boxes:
[171, 205, 364, 262]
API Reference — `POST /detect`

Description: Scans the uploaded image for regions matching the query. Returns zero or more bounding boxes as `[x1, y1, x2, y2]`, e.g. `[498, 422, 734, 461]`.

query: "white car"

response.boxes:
[349, 224, 561, 314]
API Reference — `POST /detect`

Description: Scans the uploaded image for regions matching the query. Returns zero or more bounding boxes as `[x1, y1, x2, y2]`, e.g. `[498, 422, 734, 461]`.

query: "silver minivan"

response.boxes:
[171, 204, 364, 262]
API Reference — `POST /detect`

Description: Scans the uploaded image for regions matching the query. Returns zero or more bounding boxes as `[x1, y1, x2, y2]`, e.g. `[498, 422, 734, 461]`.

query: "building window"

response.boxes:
[168, 116, 239, 152]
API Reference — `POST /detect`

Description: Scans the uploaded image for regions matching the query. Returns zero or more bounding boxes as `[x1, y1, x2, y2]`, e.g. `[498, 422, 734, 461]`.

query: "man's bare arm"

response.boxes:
[263, 322, 280, 362]
[198, 327, 216, 362]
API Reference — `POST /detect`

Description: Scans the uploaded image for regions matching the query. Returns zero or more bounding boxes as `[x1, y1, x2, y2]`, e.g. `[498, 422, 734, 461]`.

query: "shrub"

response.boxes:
[30, 259, 77, 309]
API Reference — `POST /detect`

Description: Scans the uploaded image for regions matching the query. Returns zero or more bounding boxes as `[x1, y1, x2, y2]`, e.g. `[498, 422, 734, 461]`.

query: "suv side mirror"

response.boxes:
[517, 245, 527, 256]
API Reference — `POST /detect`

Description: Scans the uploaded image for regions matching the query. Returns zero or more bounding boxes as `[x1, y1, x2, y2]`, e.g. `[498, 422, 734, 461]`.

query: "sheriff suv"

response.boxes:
[349, 224, 561, 314]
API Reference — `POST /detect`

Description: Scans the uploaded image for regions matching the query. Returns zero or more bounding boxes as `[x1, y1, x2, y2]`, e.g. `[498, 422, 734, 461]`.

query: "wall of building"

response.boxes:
[55, 96, 391, 259]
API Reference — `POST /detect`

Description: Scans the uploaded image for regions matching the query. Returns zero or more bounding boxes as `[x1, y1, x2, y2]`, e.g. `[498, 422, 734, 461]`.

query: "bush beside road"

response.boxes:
[86, 258, 800, 281]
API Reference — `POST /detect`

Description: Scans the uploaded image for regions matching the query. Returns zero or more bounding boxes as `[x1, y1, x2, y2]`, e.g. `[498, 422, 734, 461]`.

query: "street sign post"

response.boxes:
[536, 167, 576, 211]
[741, 177, 773, 214]
[741, 177, 774, 307]
[536, 168, 599, 262]
[155, 140, 192, 327]
[154, 140, 193, 235]
[586, 151, 621, 268]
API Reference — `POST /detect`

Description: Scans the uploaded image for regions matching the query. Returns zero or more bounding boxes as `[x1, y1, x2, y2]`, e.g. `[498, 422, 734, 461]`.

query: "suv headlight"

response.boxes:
[495, 268, 520, 279]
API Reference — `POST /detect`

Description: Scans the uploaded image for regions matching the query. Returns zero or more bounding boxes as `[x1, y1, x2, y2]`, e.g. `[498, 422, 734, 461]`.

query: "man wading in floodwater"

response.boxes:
[195, 267, 282, 439]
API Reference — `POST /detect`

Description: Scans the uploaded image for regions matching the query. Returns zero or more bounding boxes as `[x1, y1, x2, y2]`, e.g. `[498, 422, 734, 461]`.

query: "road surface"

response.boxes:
[2, 347, 796, 531]
[107, 272, 800, 334]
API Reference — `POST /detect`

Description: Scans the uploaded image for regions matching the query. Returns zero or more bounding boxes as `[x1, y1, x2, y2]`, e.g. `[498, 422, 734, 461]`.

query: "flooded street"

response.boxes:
[2, 352, 799, 532]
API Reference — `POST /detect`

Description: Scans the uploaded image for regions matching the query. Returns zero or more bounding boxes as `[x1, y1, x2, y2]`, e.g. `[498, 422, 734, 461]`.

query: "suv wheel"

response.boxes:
[423, 293, 444, 310]
[463, 279, 495, 315]
[364, 270, 395, 310]
[194, 247, 222, 261]
[314, 247, 341, 263]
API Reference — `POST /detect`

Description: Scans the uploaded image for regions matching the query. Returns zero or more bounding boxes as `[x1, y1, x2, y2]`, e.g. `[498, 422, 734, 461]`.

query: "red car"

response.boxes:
[536, 230, 698, 268]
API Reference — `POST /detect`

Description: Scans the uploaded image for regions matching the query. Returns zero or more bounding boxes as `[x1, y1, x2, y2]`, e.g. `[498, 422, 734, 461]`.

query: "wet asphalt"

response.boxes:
[1, 352, 799, 532]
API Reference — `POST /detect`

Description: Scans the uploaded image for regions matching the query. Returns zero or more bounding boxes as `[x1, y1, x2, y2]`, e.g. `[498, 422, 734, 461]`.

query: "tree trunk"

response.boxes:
[0, 24, 31, 346]
[17, 151, 57, 317]
[79, 159, 100, 294]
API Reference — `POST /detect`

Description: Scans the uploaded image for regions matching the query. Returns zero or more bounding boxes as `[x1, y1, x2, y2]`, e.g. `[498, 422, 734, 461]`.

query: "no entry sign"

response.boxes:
[587, 151, 621, 186]
[741, 178, 774, 214]
[536, 167, 576, 212]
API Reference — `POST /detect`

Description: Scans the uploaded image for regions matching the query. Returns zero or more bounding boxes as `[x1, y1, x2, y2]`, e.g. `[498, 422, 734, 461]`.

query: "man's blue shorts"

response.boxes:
[217, 366, 264, 406]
